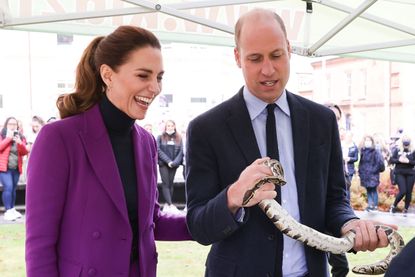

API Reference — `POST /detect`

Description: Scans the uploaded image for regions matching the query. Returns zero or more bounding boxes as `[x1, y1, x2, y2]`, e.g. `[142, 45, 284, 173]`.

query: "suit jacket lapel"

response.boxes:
[80, 105, 129, 225]
[132, 126, 153, 231]
[287, 92, 309, 216]
[226, 89, 261, 164]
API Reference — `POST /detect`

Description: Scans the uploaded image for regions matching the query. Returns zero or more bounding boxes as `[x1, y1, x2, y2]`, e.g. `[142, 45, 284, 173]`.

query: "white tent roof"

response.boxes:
[1, 0, 415, 63]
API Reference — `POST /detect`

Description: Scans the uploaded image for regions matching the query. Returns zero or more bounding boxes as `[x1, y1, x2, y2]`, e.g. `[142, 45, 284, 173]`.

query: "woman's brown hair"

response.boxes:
[57, 25, 161, 118]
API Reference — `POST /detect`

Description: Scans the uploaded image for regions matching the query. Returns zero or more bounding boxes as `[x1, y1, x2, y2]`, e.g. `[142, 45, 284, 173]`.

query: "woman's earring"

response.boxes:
[106, 84, 113, 93]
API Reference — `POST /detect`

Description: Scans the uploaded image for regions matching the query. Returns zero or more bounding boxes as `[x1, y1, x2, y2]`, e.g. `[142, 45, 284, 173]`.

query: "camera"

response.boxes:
[13, 130, 19, 137]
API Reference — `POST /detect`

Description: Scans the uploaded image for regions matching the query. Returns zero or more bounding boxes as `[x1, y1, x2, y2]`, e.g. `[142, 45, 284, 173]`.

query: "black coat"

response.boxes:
[358, 148, 385, 188]
[156, 133, 183, 168]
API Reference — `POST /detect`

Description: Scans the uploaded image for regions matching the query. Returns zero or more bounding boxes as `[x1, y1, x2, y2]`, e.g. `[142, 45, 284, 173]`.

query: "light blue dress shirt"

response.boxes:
[243, 86, 308, 277]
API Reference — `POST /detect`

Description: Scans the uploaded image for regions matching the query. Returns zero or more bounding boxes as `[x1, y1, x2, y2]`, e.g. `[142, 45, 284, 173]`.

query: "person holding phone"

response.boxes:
[0, 116, 29, 221]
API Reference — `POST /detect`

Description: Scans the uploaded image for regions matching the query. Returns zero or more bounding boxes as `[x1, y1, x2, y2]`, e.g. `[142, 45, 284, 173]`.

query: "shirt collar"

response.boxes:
[243, 86, 290, 120]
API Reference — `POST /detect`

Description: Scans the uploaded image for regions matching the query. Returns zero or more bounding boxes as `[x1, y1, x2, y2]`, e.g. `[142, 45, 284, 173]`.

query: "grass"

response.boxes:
[0, 224, 413, 277]
[0, 225, 26, 277]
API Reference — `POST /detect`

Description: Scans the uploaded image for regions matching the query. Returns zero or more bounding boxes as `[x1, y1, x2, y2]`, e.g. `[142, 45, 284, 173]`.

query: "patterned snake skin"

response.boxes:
[242, 159, 405, 275]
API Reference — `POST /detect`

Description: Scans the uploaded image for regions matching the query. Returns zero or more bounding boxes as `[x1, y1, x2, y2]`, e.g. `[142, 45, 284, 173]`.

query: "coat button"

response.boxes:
[92, 231, 101, 239]
[267, 234, 275, 240]
[88, 268, 97, 276]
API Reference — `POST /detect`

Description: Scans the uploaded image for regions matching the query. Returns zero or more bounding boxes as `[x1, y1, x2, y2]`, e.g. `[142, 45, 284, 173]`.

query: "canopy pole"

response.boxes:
[122, 0, 235, 34]
[320, 0, 415, 36]
[308, 0, 378, 55]
[316, 38, 415, 56]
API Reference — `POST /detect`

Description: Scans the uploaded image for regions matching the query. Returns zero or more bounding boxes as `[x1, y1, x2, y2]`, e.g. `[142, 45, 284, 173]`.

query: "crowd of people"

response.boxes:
[0, 8, 414, 277]
[336, 127, 415, 215]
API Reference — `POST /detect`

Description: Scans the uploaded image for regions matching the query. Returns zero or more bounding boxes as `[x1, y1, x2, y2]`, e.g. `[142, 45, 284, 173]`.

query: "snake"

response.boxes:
[242, 159, 405, 275]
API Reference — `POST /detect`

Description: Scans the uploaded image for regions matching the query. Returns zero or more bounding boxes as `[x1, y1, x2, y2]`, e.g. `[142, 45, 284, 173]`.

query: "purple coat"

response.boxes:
[25, 105, 191, 277]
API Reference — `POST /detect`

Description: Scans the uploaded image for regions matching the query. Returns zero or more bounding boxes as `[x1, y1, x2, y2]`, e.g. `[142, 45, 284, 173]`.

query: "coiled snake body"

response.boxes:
[242, 159, 405, 275]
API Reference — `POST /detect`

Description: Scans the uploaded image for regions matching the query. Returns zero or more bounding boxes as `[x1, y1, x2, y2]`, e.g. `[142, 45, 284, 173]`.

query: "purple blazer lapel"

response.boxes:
[132, 125, 155, 230]
[79, 105, 129, 225]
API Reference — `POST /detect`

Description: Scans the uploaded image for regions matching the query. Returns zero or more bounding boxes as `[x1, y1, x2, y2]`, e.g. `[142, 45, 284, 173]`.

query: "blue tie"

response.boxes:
[266, 103, 283, 277]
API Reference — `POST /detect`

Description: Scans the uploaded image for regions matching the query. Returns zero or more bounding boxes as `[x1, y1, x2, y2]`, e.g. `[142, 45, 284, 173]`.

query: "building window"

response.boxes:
[325, 74, 331, 100]
[358, 69, 367, 99]
[159, 94, 173, 107]
[57, 34, 73, 45]
[345, 72, 352, 99]
[190, 97, 206, 103]
[345, 113, 352, 131]
[391, 72, 400, 88]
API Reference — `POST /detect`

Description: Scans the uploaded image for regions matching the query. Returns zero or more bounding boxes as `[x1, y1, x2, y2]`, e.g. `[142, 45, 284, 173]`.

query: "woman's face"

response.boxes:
[6, 119, 18, 132]
[32, 121, 42, 133]
[165, 121, 176, 134]
[104, 46, 164, 120]
[364, 138, 373, 148]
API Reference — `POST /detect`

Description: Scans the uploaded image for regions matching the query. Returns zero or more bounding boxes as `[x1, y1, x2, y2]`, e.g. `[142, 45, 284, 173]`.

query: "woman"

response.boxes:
[0, 117, 29, 221]
[358, 135, 385, 211]
[389, 135, 415, 214]
[25, 26, 191, 277]
[156, 119, 184, 213]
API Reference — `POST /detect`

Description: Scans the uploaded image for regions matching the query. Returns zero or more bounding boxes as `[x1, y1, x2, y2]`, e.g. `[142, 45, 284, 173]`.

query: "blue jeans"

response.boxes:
[0, 169, 21, 210]
[366, 187, 378, 208]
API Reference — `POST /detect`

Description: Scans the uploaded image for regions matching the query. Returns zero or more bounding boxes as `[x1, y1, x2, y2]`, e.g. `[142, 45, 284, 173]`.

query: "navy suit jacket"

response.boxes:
[186, 89, 357, 277]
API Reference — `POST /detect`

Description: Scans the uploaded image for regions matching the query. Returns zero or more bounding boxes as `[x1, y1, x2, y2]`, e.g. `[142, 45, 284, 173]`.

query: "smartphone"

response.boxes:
[13, 130, 19, 137]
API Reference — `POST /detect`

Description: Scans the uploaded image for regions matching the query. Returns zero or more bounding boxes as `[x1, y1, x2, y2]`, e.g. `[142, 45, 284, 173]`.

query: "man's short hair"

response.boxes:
[234, 9, 288, 49]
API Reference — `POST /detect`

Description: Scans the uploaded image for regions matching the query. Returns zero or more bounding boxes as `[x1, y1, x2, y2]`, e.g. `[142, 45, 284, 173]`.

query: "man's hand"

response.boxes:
[227, 157, 277, 214]
[341, 219, 397, 252]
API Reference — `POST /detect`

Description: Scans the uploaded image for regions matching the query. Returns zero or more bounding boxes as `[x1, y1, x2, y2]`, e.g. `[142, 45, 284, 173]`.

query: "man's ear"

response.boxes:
[287, 40, 292, 59]
[234, 47, 242, 68]
[100, 64, 113, 87]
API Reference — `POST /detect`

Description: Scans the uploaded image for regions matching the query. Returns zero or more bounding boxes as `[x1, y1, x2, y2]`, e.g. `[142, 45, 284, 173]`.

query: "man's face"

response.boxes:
[234, 16, 291, 103]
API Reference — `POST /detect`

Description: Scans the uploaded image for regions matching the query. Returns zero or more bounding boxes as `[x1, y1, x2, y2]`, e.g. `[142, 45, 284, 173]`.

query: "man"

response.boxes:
[186, 8, 390, 277]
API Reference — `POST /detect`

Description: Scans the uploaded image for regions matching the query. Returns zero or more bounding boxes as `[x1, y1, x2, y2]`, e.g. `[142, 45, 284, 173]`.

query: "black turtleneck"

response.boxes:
[99, 94, 139, 262]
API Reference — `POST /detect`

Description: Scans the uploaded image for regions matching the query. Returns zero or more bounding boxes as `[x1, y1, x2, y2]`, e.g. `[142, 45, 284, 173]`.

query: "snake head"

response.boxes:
[264, 159, 286, 186]
[242, 159, 287, 206]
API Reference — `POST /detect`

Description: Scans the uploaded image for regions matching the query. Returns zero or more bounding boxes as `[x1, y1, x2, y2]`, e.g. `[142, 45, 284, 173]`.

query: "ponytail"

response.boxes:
[57, 36, 105, 119]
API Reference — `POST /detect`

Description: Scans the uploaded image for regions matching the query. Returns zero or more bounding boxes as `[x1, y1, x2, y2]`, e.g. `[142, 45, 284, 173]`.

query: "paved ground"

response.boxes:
[355, 209, 415, 227]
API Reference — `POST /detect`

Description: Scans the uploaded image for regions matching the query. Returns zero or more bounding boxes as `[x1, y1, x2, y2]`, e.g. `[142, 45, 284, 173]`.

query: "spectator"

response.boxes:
[143, 123, 153, 134]
[358, 135, 385, 211]
[342, 131, 359, 188]
[0, 117, 29, 221]
[26, 115, 45, 151]
[156, 119, 184, 213]
[389, 135, 415, 215]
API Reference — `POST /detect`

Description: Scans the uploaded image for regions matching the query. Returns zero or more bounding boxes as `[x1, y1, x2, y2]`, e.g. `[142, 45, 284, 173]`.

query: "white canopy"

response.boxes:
[1, 0, 415, 63]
